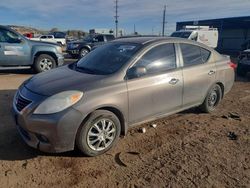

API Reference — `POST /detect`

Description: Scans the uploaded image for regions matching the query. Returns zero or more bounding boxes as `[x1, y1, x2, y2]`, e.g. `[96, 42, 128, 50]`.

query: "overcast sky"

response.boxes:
[1, 0, 250, 34]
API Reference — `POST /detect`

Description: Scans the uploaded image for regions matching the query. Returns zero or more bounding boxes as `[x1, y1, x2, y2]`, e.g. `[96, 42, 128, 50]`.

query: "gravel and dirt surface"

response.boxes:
[0, 69, 249, 188]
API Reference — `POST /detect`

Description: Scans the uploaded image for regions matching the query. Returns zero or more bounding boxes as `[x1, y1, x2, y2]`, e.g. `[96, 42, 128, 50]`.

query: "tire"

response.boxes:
[79, 48, 89, 58]
[34, 54, 56, 73]
[237, 64, 247, 77]
[199, 84, 222, 113]
[76, 110, 121, 157]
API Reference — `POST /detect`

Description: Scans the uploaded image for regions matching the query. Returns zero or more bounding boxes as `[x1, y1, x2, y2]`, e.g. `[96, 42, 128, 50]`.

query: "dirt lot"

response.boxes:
[0, 70, 249, 188]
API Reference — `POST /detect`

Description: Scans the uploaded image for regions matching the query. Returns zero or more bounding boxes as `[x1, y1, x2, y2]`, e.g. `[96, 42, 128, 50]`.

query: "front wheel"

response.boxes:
[199, 84, 222, 113]
[34, 54, 56, 73]
[76, 110, 121, 157]
[79, 48, 89, 58]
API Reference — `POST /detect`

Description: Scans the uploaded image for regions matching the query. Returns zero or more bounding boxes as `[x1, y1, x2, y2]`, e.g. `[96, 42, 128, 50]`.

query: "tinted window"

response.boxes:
[171, 31, 192, 39]
[76, 43, 142, 75]
[40, 36, 47, 39]
[95, 35, 104, 42]
[53, 32, 66, 38]
[134, 43, 176, 75]
[48, 36, 53, 39]
[0, 28, 21, 43]
[106, 35, 115, 41]
[180, 44, 203, 66]
[201, 48, 211, 62]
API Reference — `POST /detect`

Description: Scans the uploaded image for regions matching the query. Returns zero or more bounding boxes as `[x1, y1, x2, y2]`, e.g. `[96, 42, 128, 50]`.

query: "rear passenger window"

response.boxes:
[180, 44, 211, 67]
[135, 43, 176, 75]
[95, 36, 104, 42]
[180, 44, 202, 66]
[201, 48, 211, 62]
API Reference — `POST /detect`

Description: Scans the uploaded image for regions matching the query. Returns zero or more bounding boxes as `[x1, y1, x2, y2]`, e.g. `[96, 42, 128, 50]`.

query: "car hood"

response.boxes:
[25, 65, 106, 96]
[28, 39, 60, 47]
[68, 40, 90, 45]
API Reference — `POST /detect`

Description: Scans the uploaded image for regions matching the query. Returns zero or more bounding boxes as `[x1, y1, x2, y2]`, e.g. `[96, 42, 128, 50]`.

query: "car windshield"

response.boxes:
[75, 42, 142, 75]
[171, 31, 192, 39]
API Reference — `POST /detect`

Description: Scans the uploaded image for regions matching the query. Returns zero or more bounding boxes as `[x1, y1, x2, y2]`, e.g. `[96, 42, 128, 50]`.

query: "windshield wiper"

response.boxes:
[75, 64, 96, 74]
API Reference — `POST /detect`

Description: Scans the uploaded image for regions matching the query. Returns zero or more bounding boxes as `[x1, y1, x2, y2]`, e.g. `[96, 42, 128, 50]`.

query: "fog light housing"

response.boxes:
[36, 134, 49, 143]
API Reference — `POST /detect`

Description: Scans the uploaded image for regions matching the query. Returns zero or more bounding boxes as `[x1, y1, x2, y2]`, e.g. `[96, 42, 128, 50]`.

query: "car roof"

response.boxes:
[114, 37, 191, 45]
[113, 36, 214, 51]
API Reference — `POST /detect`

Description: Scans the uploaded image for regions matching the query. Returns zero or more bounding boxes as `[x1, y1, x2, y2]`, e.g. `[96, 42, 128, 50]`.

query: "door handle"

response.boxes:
[169, 78, 179, 85]
[208, 70, 216, 75]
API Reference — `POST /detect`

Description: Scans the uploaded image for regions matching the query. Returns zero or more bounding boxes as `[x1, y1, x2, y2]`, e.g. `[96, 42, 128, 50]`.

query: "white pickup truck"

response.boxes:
[30, 35, 66, 46]
[171, 26, 218, 48]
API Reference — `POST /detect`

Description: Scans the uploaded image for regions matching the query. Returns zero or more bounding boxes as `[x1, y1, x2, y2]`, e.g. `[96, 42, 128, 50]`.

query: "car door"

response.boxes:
[0, 28, 31, 66]
[126, 43, 183, 124]
[94, 35, 105, 45]
[179, 43, 216, 107]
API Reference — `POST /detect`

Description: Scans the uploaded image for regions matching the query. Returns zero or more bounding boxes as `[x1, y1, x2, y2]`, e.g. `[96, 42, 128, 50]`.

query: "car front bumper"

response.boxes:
[56, 53, 64, 66]
[12, 86, 85, 153]
[67, 49, 80, 55]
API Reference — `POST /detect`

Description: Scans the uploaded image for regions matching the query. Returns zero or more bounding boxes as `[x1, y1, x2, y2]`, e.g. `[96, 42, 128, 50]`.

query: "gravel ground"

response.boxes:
[0, 69, 249, 188]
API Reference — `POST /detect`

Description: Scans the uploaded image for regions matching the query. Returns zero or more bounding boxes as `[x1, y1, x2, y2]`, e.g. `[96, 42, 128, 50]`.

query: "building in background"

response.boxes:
[176, 16, 250, 56]
[89, 28, 124, 37]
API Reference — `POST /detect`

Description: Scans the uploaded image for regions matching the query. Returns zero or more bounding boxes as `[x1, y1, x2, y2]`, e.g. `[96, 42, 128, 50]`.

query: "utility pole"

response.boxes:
[134, 24, 136, 35]
[162, 5, 166, 36]
[114, 0, 119, 38]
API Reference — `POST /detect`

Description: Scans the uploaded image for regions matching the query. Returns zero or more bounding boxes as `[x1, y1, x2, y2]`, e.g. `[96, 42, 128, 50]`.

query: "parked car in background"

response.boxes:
[171, 26, 219, 48]
[13, 37, 235, 157]
[66, 34, 115, 58]
[237, 49, 250, 77]
[31, 35, 66, 46]
[0, 25, 64, 73]
[241, 39, 250, 51]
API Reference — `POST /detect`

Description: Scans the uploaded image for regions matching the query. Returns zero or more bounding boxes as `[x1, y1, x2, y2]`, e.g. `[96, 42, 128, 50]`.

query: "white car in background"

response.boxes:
[171, 26, 219, 48]
[31, 35, 66, 46]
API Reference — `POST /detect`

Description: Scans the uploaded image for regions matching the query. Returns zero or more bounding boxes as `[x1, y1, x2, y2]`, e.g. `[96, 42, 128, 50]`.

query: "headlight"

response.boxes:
[71, 44, 79, 48]
[56, 46, 63, 53]
[34, 91, 83, 114]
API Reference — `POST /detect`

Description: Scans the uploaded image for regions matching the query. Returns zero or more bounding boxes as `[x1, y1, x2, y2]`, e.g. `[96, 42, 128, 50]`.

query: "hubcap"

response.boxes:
[87, 119, 116, 151]
[39, 58, 53, 71]
[208, 89, 218, 107]
[80, 50, 89, 57]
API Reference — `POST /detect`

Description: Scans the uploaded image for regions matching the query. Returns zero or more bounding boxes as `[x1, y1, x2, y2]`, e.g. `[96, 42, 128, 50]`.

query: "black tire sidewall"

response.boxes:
[205, 84, 222, 112]
[76, 110, 121, 157]
[34, 54, 56, 73]
[80, 48, 89, 58]
[200, 84, 222, 113]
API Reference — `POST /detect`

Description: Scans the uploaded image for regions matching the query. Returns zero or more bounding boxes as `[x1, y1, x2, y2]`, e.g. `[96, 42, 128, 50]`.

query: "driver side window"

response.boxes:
[134, 43, 176, 76]
[0, 28, 21, 43]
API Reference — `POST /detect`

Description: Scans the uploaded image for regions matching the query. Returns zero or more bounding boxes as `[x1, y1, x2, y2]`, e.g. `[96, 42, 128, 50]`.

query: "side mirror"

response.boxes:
[127, 66, 147, 79]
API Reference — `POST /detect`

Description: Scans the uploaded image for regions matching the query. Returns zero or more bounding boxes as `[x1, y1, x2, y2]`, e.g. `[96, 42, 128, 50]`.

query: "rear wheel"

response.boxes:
[76, 110, 121, 157]
[199, 84, 222, 113]
[34, 54, 56, 73]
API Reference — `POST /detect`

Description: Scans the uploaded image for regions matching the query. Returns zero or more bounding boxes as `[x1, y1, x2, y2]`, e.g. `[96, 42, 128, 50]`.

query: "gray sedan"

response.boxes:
[13, 37, 235, 156]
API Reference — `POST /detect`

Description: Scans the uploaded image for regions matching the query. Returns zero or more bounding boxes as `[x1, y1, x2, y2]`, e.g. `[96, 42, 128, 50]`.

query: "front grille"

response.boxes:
[16, 93, 32, 112]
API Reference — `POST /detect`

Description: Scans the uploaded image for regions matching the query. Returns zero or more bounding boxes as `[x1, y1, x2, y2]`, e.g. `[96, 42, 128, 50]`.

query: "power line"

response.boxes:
[114, 0, 119, 37]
